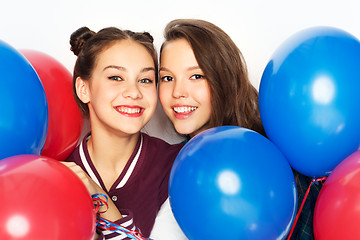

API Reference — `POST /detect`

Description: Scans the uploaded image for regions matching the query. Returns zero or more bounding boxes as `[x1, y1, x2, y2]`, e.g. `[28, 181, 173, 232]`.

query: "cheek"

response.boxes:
[145, 88, 158, 107]
[88, 86, 103, 102]
[90, 82, 112, 96]
[158, 84, 170, 103]
[195, 85, 211, 106]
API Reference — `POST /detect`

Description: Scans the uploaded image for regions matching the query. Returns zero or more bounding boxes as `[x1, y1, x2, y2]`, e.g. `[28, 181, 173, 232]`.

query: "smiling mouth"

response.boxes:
[116, 106, 141, 114]
[114, 106, 144, 116]
[173, 106, 198, 114]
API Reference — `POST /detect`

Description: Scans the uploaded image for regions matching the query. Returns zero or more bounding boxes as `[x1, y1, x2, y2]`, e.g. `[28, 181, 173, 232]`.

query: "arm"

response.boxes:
[95, 209, 138, 240]
[150, 198, 188, 240]
[62, 161, 123, 221]
[62, 162, 140, 239]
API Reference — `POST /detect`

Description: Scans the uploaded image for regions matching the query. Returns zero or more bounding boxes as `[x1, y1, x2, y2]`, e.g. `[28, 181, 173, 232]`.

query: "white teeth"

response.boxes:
[173, 106, 197, 113]
[117, 107, 141, 114]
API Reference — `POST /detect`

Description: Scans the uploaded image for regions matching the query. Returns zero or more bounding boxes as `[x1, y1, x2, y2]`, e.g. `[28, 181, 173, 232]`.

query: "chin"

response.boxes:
[175, 126, 194, 136]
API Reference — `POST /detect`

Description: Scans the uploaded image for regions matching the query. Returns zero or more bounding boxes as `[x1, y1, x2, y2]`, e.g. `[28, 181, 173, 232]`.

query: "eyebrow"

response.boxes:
[104, 65, 156, 73]
[187, 66, 201, 71]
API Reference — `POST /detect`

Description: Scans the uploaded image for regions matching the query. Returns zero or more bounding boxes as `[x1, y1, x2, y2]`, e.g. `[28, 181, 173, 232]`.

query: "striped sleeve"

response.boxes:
[96, 210, 140, 240]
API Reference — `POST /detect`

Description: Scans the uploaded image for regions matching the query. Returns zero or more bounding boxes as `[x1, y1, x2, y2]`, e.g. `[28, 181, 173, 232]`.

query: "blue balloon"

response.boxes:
[169, 126, 297, 240]
[0, 40, 48, 160]
[259, 27, 360, 177]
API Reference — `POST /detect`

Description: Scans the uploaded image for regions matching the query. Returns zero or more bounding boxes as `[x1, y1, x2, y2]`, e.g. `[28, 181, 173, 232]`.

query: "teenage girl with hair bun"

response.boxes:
[63, 26, 184, 240]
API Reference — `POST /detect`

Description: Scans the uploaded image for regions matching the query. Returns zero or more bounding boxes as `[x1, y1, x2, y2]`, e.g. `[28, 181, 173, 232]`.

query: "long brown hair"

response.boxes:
[161, 19, 265, 136]
[70, 26, 158, 117]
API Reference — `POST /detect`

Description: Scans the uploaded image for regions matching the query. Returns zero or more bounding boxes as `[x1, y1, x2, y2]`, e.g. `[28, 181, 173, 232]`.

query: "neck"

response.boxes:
[87, 129, 140, 169]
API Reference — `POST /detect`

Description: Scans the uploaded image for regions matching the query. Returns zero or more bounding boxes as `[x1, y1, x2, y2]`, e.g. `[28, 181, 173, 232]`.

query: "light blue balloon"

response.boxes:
[0, 40, 48, 160]
[259, 26, 360, 177]
[169, 126, 297, 240]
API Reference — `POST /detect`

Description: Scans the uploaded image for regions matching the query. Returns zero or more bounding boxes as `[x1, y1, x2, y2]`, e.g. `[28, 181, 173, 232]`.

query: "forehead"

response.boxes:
[161, 39, 197, 67]
[162, 38, 192, 55]
[96, 39, 154, 68]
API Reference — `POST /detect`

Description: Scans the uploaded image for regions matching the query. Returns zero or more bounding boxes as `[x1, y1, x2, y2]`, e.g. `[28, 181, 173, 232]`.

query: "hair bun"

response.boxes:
[142, 32, 154, 43]
[70, 27, 96, 56]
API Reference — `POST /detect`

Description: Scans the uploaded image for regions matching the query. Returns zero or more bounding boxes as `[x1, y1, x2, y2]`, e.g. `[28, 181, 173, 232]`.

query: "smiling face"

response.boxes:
[159, 38, 212, 138]
[76, 39, 157, 136]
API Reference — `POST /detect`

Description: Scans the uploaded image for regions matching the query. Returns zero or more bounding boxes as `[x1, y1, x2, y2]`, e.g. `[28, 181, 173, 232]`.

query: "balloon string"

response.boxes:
[92, 193, 109, 214]
[286, 176, 327, 240]
[97, 216, 151, 240]
[91, 194, 151, 240]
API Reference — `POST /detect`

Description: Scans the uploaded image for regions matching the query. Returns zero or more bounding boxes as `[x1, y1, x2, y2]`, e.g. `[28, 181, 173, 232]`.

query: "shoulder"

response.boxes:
[65, 133, 89, 165]
[66, 143, 81, 163]
[142, 132, 184, 155]
[140, 133, 184, 168]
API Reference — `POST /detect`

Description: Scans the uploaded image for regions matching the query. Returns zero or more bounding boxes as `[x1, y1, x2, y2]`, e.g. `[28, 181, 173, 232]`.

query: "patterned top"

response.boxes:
[67, 132, 183, 239]
[289, 170, 323, 240]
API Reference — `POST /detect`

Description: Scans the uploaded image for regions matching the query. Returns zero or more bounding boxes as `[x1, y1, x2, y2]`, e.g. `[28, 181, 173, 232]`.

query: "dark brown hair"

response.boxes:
[70, 26, 158, 117]
[161, 19, 265, 136]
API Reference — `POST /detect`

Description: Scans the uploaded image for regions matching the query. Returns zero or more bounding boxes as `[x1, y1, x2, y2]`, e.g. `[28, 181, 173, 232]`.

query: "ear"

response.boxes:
[75, 77, 90, 104]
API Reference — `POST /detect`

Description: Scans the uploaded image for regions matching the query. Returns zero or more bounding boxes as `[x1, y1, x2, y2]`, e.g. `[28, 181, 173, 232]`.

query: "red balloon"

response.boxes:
[314, 150, 360, 240]
[0, 155, 95, 239]
[20, 50, 83, 161]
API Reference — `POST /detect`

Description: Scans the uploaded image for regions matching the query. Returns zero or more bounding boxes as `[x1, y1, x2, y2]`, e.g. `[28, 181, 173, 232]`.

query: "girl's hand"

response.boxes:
[61, 162, 123, 221]
[62, 161, 100, 195]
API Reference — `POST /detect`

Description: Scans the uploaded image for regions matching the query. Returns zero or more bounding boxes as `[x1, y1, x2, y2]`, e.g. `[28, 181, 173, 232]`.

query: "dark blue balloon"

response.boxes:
[0, 40, 48, 160]
[259, 27, 360, 177]
[169, 126, 297, 240]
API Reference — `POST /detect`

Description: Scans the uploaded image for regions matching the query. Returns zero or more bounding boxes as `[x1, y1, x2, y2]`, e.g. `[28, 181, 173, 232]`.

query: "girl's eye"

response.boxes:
[190, 74, 205, 80]
[160, 76, 174, 82]
[108, 76, 122, 81]
[139, 78, 154, 84]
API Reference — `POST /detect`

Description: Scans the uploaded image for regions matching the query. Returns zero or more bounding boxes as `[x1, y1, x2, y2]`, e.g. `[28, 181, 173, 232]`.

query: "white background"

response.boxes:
[1, 0, 359, 143]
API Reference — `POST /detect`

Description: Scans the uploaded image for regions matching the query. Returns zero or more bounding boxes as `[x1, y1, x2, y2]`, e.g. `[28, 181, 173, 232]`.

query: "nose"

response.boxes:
[122, 82, 142, 99]
[172, 80, 188, 99]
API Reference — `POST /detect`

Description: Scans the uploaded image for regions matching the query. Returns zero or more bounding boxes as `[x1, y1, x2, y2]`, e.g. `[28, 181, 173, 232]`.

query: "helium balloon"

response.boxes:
[259, 26, 360, 177]
[314, 150, 360, 240]
[21, 50, 83, 161]
[169, 126, 297, 240]
[0, 41, 48, 160]
[0, 154, 96, 239]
